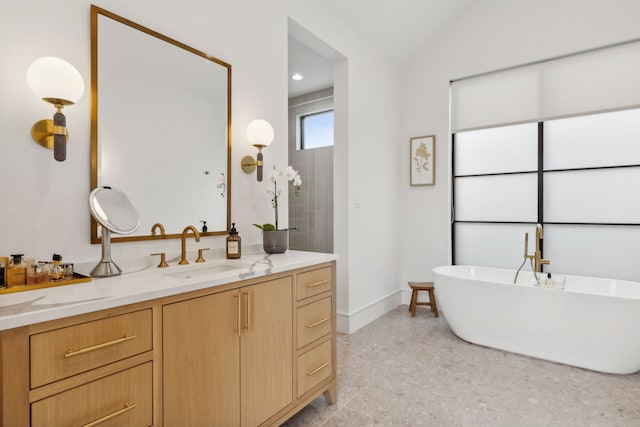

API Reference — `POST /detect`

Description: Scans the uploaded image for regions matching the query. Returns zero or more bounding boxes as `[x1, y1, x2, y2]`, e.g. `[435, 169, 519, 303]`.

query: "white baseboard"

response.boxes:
[336, 290, 403, 334]
[400, 288, 412, 305]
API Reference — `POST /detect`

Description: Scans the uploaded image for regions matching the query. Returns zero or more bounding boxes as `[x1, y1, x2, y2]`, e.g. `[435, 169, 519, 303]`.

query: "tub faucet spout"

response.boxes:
[514, 224, 551, 284]
[528, 224, 550, 273]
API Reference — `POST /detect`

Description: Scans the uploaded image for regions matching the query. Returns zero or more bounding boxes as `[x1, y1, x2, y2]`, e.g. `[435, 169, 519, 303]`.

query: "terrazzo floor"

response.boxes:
[282, 305, 640, 427]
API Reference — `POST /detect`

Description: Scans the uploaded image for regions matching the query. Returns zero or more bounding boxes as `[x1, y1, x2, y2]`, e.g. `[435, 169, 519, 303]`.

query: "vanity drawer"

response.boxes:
[30, 309, 153, 388]
[297, 296, 332, 349]
[31, 362, 153, 427]
[297, 339, 332, 398]
[296, 266, 332, 301]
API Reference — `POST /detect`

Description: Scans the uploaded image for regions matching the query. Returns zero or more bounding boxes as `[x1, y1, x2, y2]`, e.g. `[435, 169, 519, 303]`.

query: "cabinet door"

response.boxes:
[163, 291, 240, 426]
[240, 277, 293, 427]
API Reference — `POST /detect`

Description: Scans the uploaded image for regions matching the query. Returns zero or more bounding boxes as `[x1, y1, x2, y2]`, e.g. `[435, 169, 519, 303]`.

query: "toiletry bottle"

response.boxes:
[7, 254, 26, 287]
[24, 259, 37, 285]
[26, 263, 38, 285]
[201, 220, 208, 233]
[226, 223, 241, 259]
[37, 263, 49, 284]
[50, 254, 64, 281]
[0, 258, 6, 289]
[26, 263, 47, 285]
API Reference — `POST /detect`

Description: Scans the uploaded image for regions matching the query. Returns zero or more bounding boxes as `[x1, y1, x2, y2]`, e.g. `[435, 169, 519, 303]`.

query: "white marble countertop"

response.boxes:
[0, 250, 337, 331]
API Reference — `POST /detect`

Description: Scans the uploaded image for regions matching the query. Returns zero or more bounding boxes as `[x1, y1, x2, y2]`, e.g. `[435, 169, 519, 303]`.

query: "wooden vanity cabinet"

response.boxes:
[0, 261, 336, 427]
[0, 305, 156, 427]
[163, 263, 337, 427]
[163, 276, 293, 427]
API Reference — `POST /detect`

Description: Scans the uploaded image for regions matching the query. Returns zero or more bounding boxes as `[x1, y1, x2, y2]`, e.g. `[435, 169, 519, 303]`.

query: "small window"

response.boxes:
[300, 110, 334, 149]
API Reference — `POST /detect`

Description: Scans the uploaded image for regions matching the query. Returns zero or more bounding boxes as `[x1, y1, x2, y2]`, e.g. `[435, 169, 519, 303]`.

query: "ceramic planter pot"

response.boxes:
[263, 230, 288, 254]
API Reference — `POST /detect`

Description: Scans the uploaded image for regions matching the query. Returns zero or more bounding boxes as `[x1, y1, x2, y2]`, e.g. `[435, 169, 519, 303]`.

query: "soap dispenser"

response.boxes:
[226, 223, 241, 259]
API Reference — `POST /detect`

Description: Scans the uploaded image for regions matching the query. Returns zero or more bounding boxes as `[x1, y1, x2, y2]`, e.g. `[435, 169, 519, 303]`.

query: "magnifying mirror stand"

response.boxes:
[91, 228, 122, 277]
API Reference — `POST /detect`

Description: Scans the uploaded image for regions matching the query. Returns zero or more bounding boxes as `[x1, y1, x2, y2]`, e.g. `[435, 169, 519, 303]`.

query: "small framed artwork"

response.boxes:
[410, 135, 435, 186]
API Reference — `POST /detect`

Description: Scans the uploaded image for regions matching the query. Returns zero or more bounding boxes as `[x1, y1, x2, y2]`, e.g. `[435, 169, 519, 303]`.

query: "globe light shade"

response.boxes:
[27, 57, 85, 105]
[246, 119, 274, 148]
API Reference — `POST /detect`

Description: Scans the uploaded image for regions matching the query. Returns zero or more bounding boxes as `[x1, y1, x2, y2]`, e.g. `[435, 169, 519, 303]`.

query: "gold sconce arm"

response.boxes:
[31, 119, 69, 149]
[241, 144, 268, 181]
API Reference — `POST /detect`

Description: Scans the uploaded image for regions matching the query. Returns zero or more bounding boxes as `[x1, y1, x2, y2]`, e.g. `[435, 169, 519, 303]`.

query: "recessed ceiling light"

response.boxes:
[291, 73, 303, 81]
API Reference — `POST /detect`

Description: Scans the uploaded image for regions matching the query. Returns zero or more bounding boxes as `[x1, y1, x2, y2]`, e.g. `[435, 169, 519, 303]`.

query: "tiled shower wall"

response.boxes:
[288, 87, 334, 253]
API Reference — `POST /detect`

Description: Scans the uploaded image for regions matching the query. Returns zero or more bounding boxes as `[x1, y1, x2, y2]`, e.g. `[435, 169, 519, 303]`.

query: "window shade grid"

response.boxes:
[455, 123, 538, 175]
[454, 174, 538, 222]
[544, 109, 640, 170]
[544, 168, 640, 224]
[544, 225, 640, 281]
[455, 223, 540, 270]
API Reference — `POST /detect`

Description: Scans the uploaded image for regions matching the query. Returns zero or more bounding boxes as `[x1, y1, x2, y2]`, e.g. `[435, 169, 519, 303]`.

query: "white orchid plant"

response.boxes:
[253, 165, 302, 231]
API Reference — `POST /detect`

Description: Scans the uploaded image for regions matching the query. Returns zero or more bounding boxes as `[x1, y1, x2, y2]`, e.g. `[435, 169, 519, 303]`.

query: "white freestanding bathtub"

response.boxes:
[433, 265, 640, 374]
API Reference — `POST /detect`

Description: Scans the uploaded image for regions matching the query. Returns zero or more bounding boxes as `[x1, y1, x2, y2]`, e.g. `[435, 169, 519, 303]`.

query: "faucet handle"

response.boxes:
[196, 248, 210, 263]
[151, 253, 169, 268]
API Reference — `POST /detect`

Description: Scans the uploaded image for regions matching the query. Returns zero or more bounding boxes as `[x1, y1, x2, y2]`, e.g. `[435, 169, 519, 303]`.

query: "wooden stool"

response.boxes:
[408, 282, 439, 317]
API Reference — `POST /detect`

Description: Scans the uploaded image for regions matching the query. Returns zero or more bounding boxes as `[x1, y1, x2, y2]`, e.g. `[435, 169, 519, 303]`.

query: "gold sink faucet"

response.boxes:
[179, 225, 201, 265]
[525, 224, 550, 272]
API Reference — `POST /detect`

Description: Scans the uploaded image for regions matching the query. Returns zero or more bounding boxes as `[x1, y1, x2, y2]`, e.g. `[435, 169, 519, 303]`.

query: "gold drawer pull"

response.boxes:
[305, 317, 329, 328]
[64, 335, 136, 358]
[306, 361, 329, 376]
[306, 279, 329, 288]
[234, 293, 241, 336]
[82, 403, 137, 427]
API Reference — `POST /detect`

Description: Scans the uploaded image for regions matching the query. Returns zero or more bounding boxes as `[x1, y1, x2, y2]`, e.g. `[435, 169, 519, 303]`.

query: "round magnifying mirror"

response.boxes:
[89, 186, 140, 277]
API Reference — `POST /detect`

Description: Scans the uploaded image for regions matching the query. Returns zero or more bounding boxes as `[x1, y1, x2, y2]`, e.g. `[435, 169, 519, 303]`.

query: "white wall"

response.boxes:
[288, 1, 402, 333]
[0, 0, 401, 334]
[399, 0, 640, 296]
[0, 0, 292, 263]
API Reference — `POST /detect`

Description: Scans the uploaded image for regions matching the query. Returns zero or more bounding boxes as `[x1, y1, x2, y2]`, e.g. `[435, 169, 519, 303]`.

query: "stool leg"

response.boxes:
[409, 289, 418, 317]
[429, 289, 439, 317]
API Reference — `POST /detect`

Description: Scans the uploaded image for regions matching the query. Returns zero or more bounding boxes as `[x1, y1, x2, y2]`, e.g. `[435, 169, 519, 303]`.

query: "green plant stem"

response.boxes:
[274, 179, 279, 230]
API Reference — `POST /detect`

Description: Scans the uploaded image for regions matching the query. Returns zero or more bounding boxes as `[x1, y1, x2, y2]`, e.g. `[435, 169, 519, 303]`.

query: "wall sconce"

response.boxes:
[27, 57, 85, 162]
[241, 119, 274, 181]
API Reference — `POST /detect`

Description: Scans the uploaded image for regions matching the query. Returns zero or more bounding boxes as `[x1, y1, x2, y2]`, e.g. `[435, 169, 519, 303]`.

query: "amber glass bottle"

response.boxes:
[226, 223, 241, 259]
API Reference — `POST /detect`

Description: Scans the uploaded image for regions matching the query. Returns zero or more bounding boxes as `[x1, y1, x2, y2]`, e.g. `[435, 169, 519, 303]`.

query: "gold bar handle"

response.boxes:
[64, 335, 135, 358]
[82, 403, 136, 427]
[306, 280, 329, 288]
[235, 293, 241, 336]
[244, 290, 251, 331]
[305, 317, 329, 328]
[306, 361, 329, 376]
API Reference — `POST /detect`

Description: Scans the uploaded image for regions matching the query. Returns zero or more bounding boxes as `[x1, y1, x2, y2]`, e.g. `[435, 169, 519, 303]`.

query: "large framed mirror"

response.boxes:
[90, 6, 231, 243]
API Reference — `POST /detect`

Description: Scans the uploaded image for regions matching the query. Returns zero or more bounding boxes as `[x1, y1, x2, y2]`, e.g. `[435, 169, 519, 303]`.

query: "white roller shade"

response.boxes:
[452, 40, 640, 132]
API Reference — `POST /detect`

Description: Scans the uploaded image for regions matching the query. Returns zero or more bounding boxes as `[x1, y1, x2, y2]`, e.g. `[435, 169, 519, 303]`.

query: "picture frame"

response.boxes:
[410, 135, 435, 186]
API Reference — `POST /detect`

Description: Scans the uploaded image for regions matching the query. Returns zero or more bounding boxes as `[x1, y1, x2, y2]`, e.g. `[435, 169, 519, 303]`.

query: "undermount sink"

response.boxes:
[160, 261, 249, 280]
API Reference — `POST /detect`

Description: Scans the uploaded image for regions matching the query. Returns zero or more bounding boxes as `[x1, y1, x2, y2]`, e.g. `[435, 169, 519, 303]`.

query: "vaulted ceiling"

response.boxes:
[288, 0, 474, 97]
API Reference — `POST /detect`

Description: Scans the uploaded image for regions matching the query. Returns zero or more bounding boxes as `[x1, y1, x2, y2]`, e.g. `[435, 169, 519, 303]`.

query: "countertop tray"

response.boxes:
[0, 273, 92, 295]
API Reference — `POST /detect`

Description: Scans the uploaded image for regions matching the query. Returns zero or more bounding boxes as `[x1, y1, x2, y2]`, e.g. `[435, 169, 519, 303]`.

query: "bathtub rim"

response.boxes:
[433, 264, 640, 300]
